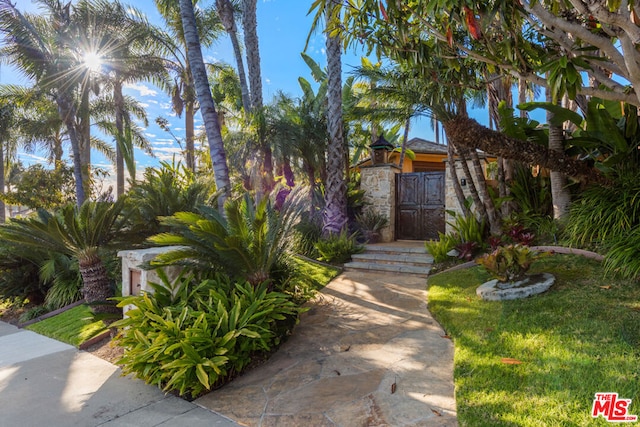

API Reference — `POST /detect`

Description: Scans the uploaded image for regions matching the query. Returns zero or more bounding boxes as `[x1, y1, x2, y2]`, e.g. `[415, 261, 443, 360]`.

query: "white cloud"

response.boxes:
[174, 127, 184, 131]
[266, 78, 271, 85]
[145, 133, 156, 138]
[18, 153, 48, 164]
[139, 102, 149, 108]
[124, 82, 158, 97]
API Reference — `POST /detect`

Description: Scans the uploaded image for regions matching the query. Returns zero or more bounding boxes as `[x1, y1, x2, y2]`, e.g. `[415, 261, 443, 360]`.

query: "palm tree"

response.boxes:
[0, 0, 89, 205]
[178, 0, 231, 206]
[0, 100, 15, 222]
[155, 0, 224, 173]
[309, 1, 348, 235]
[215, 0, 250, 113]
[76, 0, 166, 197]
[0, 200, 128, 313]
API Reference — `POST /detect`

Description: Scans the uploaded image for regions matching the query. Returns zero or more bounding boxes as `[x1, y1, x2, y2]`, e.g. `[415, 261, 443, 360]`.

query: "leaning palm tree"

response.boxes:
[177, 0, 231, 206]
[0, 200, 129, 313]
[155, 0, 224, 173]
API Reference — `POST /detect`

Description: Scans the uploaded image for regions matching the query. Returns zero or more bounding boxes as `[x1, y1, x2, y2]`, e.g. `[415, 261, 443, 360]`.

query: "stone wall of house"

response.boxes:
[444, 158, 491, 234]
[360, 164, 401, 242]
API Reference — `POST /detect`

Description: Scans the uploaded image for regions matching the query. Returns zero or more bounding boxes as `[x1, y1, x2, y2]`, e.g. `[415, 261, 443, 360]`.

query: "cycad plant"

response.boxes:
[125, 160, 210, 238]
[150, 191, 304, 288]
[0, 200, 129, 312]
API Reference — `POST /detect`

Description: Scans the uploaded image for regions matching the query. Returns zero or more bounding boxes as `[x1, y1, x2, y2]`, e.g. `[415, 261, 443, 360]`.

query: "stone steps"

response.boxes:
[344, 242, 432, 277]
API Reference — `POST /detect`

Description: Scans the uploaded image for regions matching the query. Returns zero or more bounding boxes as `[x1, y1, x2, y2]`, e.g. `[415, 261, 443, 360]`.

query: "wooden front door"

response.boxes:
[396, 172, 445, 240]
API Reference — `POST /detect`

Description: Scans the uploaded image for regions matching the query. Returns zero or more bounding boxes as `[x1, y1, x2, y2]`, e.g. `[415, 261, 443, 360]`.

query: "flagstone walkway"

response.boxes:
[196, 271, 457, 426]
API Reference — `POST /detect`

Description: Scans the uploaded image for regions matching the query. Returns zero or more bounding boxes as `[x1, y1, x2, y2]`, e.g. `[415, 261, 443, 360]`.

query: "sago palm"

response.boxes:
[0, 200, 129, 312]
[150, 191, 304, 288]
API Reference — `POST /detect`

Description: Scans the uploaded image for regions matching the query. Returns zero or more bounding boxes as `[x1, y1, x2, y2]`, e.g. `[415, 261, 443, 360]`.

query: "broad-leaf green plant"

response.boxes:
[112, 271, 298, 398]
[314, 230, 364, 264]
[476, 244, 549, 282]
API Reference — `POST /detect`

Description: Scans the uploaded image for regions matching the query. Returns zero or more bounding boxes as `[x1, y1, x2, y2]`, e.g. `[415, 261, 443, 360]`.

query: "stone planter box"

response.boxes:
[117, 246, 183, 314]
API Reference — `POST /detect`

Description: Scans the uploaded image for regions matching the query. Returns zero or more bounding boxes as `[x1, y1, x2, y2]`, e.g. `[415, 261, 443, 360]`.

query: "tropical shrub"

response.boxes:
[476, 244, 549, 282]
[446, 210, 486, 246]
[125, 161, 210, 239]
[0, 200, 130, 313]
[314, 230, 364, 264]
[565, 176, 640, 249]
[40, 253, 83, 309]
[603, 226, 640, 280]
[292, 214, 323, 259]
[150, 191, 303, 288]
[355, 209, 389, 243]
[112, 272, 299, 398]
[425, 232, 459, 263]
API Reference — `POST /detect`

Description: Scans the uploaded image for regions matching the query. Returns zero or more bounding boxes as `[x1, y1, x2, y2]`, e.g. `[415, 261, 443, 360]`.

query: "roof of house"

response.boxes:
[405, 137, 448, 154]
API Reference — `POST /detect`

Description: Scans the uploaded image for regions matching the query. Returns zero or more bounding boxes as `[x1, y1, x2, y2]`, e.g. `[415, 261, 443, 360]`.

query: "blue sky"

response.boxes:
[1, 0, 453, 181]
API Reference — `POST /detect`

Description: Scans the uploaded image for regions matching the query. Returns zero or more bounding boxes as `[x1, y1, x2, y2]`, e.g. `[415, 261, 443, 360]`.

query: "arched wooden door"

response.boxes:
[396, 172, 445, 240]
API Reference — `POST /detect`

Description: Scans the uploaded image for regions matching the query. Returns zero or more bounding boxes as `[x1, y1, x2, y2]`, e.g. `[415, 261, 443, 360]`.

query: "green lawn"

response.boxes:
[25, 304, 108, 347]
[427, 254, 640, 426]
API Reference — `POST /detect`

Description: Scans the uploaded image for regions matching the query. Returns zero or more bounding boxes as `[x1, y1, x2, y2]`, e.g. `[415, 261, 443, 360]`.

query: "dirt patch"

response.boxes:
[83, 336, 124, 365]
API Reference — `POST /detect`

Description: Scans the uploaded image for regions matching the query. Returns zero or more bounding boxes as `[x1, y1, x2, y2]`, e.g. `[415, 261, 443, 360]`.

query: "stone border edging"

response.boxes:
[430, 246, 604, 277]
[79, 330, 112, 350]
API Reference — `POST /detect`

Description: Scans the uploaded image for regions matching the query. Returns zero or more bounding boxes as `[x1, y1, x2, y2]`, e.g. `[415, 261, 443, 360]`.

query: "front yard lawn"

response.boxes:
[25, 304, 108, 347]
[427, 254, 640, 426]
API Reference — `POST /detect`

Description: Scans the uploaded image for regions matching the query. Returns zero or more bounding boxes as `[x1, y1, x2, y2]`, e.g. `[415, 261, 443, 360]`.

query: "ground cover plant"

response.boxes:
[25, 304, 108, 347]
[112, 272, 300, 399]
[427, 254, 640, 426]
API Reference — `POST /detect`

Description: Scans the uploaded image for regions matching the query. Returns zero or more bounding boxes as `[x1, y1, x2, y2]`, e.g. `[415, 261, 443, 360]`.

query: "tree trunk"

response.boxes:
[178, 0, 231, 207]
[442, 115, 605, 184]
[456, 145, 489, 224]
[185, 100, 196, 172]
[242, 0, 262, 111]
[447, 142, 470, 217]
[0, 142, 5, 223]
[322, 5, 348, 235]
[216, 0, 251, 114]
[470, 149, 501, 234]
[242, 0, 274, 193]
[56, 93, 86, 206]
[80, 87, 92, 200]
[114, 79, 125, 197]
[547, 114, 571, 219]
[79, 255, 116, 314]
[397, 116, 410, 171]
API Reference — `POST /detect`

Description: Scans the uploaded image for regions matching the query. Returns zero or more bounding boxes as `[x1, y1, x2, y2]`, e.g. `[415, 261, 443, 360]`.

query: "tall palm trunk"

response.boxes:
[57, 93, 86, 206]
[322, 3, 347, 235]
[397, 116, 410, 170]
[80, 87, 92, 200]
[0, 143, 5, 223]
[178, 0, 230, 206]
[216, 0, 251, 114]
[114, 79, 126, 197]
[185, 100, 196, 171]
[242, 0, 274, 192]
[547, 116, 571, 218]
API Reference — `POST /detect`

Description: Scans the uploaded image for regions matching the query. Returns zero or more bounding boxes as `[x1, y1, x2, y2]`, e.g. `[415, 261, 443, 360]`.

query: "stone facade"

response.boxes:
[360, 164, 401, 242]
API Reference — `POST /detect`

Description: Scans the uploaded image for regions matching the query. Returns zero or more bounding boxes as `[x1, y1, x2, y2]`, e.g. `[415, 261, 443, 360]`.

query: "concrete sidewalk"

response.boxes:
[0, 321, 237, 427]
